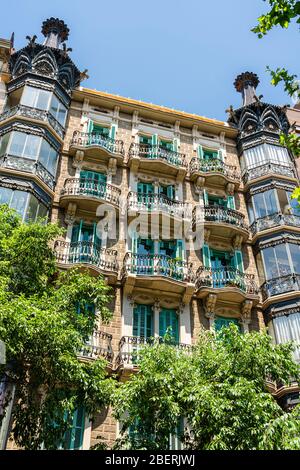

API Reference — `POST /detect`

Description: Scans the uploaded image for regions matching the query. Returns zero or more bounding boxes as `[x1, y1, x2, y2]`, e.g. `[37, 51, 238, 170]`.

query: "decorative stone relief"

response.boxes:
[64, 202, 77, 225]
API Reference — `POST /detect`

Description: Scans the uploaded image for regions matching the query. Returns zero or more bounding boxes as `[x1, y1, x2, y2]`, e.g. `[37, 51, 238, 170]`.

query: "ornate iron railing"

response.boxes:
[54, 240, 119, 272]
[196, 267, 258, 294]
[129, 142, 187, 168]
[193, 206, 248, 230]
[0, 104, 65, 138]
[122, 252, 194, 282]
[261, 273, 300, 300]
[250, 212, 300, 235]
[0, 154, 55, 190]
[70, 131, 124, 156]
[61, 178, 121, 205]
[116, 335, 193, 366]
[78, 331, 113, 362]
[189, 157, 240, 181]
[242, 162, 296, 185]
[127, 191, 191, 218]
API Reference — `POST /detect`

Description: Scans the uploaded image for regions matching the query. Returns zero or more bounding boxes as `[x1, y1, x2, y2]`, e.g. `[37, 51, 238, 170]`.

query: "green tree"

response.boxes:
[0, 205, 115, 450]
[114, 326, 300, 450]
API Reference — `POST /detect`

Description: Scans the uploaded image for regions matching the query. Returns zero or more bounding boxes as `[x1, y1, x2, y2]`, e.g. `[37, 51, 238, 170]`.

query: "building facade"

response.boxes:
[0, 19, 300, 449]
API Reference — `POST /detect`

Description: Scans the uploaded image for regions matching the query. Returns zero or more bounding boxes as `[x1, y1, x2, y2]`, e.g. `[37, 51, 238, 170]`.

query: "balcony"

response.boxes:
[0, 153, 55, 190]
[189, 157, 240, 188]
[60, 178, 121, 211]
[242, 162, 297, 187]
[0, 104, 64, 139]
[116, 336, 193, 373]
[122, 253, 195, 301]
[78, 331, 113, 364]
[128, 143, 187, 181]
[69, 131, 124, 163]
[196, 267, 259, 303]
[261, 273, 300, 303]
[54, 240, 119, 282]
[127, 191, 191, 220]
[250, 213, 300, 237]
[193, 205, 249, 241]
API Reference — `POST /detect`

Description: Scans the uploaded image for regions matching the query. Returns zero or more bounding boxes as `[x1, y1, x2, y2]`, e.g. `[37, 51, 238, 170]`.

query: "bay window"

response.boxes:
[241, 143, 291, 171]
[0, 187, 48, 222]
[21, 86, 67, 126]
[261, 243, 300, 281]
[269, 314, 300, 362]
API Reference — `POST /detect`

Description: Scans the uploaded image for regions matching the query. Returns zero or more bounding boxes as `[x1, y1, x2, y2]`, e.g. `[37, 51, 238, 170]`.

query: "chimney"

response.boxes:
[234, 72, 260, 107]
[41, 17, 69, 49]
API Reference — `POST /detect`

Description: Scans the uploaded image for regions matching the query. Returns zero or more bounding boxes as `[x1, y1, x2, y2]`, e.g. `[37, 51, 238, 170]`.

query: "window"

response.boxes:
[133, 304, 153, 339]
[61, 407, 85, 450]
[262, 244, 291, 280]
[159, 308, 179, 343]
[214, 316, 241, 332]
[159, 140, 173, 151]
[0, 187, 48, 222]
[270, 313, 300, 362]
[159, 184, 175, 200]
[288, 244, 300, 274]
[252, 189, 278, 218]
[49, 94, 67, 126]
[243, 144, 291, 170]
[39, 139, 58, 175]
[21, 86, 51, 111]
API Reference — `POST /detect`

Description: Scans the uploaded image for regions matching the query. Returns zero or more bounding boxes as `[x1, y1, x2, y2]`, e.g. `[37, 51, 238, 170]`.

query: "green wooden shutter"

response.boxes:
[63, 407, 85, 450]
[133, 304, 153, 338]
[202, 244, 211, 268]
[173, 138, 179, 152]
[159, 308, 179, 343]
[109, 124, 117, 140]
[234, 250, 244, 272]
[197, 145, 204, 159]
[215, 317, 240, 332]
[218, 149, 224, 161]
[203, 189, 209, 206]
[176, 240, 183, 259]
[167, 185, 175, 199]
[227, 196, 235, 210]
[87, 119, 93, 133]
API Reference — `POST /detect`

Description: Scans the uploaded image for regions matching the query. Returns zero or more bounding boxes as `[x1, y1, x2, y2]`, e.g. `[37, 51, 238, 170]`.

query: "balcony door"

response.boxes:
[70, 222, 101, 263]
[61, 407, 85, 450]
[137, 182, 154, 207]
[133, 304, 153, 339]
[214, 316, 241, 332]
[133, 238, 154, 274]
[159, 308, 179, 344]
[210, 250, 236, 288]
[80, 170, 107, 197]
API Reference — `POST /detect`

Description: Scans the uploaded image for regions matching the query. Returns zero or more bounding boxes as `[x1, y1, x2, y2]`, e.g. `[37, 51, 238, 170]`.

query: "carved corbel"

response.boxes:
[240, 300, 253, 332]
[194, 176, 205, 194]
[204, 294, 217, 328]
[226, 182, 235, 196]
[72, 150, 84, 169]
[108, 157, 117, 176]
[64, 202, 77, 225]
[177, 302, 185, 315]
[127, 295, 137, 309]
[232, 234, 243, 250]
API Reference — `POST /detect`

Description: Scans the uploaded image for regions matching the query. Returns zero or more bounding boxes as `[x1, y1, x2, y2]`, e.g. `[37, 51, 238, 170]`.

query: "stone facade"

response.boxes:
[1, 22, 300, 450]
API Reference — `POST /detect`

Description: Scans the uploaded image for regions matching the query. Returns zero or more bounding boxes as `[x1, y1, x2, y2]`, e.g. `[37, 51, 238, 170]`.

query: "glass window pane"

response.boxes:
[275, 244, 291, 277]
[262, 247, 278, 280]
[36, 90, 51, 110]
[24, 134, 40, 159]
[57, 104, 67, 126]
[37, 203, 48, 220]
[0, 133, 10, 156]
[289, 244, 300, 274]
[0, 187, 13, 205]
[50, 95, 59, 120]
[21, 86, 37, 108]
[39, 139, 50, 168]
[25, 194, 39, 222]
[10, 132, 27, 156]
[253, 193, 267, 218]
[10, 190, 28, 218]
[264, 189, 278, 214]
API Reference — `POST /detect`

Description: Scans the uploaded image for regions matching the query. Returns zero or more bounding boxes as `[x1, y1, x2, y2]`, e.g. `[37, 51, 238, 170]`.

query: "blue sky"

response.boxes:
[1, 0, 299, 120]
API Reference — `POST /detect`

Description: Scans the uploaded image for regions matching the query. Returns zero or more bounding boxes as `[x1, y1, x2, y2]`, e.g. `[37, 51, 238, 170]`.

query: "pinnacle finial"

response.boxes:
[234, 72, 260, 106]
[41, 18, 69, 49]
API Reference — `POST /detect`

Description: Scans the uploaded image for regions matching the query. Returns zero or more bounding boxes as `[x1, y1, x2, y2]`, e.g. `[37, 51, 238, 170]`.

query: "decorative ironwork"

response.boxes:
[196, 266, 258, 295]
[127, 191, 191, 218]
[250, 213, 300, 235]
[261, 273, 300, 300]
[70, 131, 124, 156]
[78, 331, 113, 362]
[54, 240, 119, 272]
[122, 253, 194, 283]
[0, 154, 55, 190]
[116, 335, 193, 367]
[61, 178, 121, 205]
[129, 142, 187, 168]
[0, 104, 65, 138]
[194, 205, 248, 229]
[189, 157, 240, 181]
[242, 162, 296, 185]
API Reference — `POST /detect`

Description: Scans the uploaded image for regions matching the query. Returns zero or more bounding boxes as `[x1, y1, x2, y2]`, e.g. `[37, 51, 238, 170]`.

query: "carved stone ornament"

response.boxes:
[73, 150, 84, 169]
[205, 294, 217, 319]
[64, 202, 77, 225]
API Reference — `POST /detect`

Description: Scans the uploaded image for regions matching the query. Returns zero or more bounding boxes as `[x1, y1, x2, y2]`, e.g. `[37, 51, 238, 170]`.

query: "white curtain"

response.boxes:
[272, 313, 300, 362]
[244, 144, 291, 170]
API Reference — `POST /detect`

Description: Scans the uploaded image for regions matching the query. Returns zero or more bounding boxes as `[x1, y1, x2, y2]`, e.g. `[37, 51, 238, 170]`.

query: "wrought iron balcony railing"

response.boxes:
[0, 154, 55, 190]
[78, 331, 113, 362]
[127, 191, 191, 218]
[116, 335, 193, 367]
[250, 212, 300, 235]
[61, 178, 121, 205]
[261, 273, 300, 301]
[196, 267, 258, 294]
[70, 131, 125, 156]
[129, 143, 187, 168]
[189, 157, 240, 181]
[0, 104, 65, 138]
[54, 240, 119, 272]
[196, 205, 248, 229]
[122, 253, 194, 282]
[242, 162, 296, 185]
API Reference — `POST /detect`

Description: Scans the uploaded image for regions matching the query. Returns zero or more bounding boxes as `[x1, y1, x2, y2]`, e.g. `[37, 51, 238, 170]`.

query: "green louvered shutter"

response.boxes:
[227, 196, 235, 210]
[151, 134, 158, 159]
[202, 244, 211, 268]
[234, 250, 244, 272]
[159, 308, 179, 343]
[109, 124, 117, 140]
[133, 304, 153, 339]
[197, 145, 204, 159]
[214, 317, 240, 332]
[63, 407, 85, 450]
[87, 119, 93, 133]
[218, 149, 224, 161]
[203, 189, 209, 206]
[167, 185, 175, 199]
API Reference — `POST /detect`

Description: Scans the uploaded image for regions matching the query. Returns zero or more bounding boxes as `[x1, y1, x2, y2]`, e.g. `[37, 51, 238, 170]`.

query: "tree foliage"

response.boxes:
[113, 326, 300, 450]
[0, 205, 115, 450]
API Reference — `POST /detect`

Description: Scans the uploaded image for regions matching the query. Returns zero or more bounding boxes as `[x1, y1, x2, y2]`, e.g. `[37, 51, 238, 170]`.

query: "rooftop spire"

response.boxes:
[234, 72, 260, 107]
[41, 17, 69, 49]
